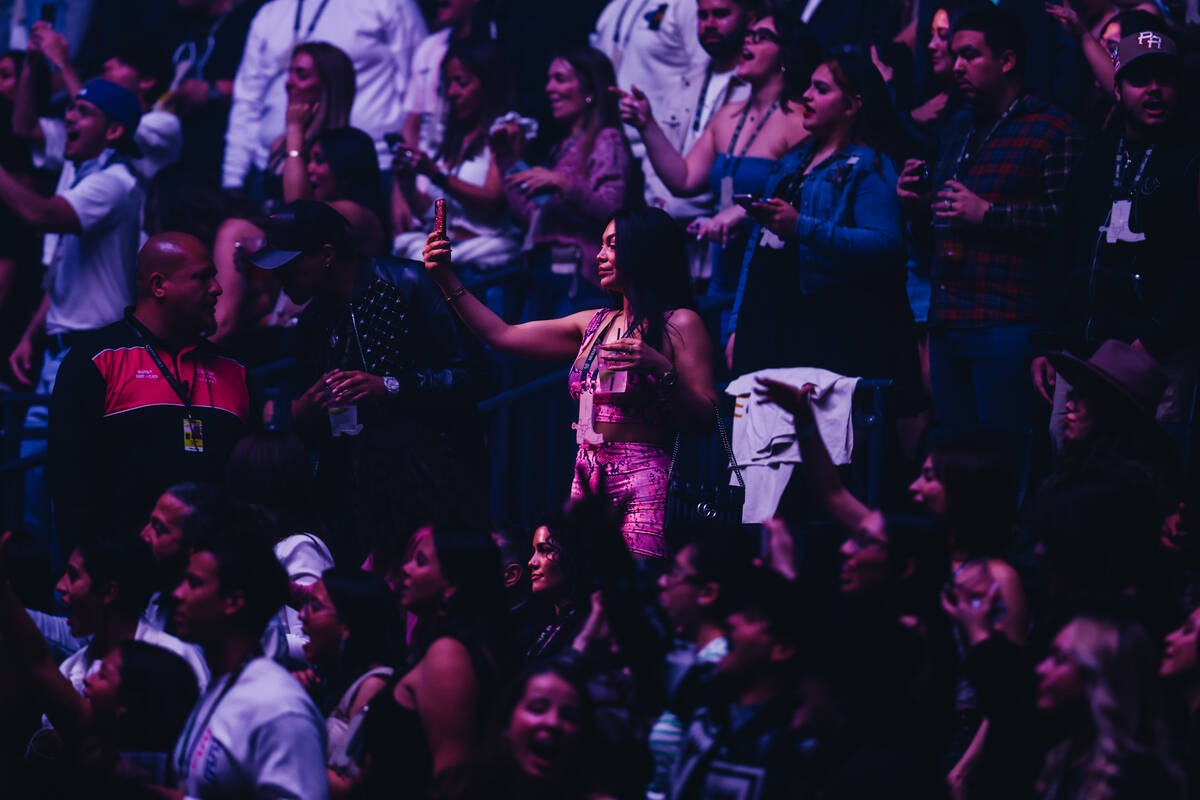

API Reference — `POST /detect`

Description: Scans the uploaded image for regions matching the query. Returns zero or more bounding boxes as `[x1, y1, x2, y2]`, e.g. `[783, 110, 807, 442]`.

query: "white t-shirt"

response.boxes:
[57, 620, 210, 694]
[173, 657, 329, 800]
[223, 0, 428, 187]
[592, 0, 707, 160]
[130, 109, 184, 181]
[35, 123, 144, 336]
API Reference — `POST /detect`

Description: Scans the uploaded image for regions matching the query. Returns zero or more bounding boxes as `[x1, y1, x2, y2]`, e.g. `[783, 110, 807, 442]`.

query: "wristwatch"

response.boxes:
[657, 368, 678, 391]
[383, 376, 400, 395]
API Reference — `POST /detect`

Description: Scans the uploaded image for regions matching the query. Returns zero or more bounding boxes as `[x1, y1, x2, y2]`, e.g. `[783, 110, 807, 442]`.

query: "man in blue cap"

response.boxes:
[0, 77, 145, 560]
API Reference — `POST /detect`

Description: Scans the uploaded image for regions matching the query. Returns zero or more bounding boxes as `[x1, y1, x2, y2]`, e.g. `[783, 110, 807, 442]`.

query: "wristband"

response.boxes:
[286, 149, 303, 159]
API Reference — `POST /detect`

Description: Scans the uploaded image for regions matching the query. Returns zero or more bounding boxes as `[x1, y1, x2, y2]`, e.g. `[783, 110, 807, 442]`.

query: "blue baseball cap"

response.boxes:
[76, 79, 142, 156]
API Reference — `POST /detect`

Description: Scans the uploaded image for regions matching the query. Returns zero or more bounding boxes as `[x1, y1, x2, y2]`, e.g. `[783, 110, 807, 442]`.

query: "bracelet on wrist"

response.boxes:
[443, 285, 467, 303]
[286, 149, 303, 159]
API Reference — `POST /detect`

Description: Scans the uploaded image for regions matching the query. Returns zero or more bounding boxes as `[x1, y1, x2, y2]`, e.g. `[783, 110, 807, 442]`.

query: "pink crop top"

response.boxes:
[568, 309, 674, 427]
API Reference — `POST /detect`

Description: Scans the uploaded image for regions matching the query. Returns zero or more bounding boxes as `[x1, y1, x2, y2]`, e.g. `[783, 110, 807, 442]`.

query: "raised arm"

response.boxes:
[753, 378, 871, 531]
[0, 533, 93, 742]
[13, 42, 44, 143]
[281, 103, 315, 204]
[422, 233, 595, 361]
[614, 85, 718, 197]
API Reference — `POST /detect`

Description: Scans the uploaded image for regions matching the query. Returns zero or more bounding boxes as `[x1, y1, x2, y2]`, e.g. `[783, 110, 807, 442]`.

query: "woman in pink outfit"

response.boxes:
[422, 207, 716, 559]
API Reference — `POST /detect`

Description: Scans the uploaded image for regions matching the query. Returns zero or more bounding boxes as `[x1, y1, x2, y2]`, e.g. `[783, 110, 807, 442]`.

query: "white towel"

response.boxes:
[726, 368, 859, 522]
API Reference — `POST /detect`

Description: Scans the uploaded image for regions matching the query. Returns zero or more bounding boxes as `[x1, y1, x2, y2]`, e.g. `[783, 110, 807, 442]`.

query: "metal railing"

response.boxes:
[0, 295, 896, 530]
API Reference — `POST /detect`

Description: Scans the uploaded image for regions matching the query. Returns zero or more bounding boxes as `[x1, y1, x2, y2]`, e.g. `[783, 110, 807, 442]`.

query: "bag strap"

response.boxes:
[668, 402, 745, 488]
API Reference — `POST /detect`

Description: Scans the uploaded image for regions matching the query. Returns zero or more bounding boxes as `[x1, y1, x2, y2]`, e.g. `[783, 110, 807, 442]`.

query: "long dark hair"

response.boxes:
[314, 127, 388, 228]
[116, 641, 200, 753]
[822, 52, 910, 164]
[549, 47, 623, 165]
[437, 40, 512, 167]
[321, 567, 401, 704]
[612, 206, 695, 352]
[772, 9, 824, 110]
[928, 432, 1019, 559]
[424, 527, 515, 675]
[224, 430, 320, 537]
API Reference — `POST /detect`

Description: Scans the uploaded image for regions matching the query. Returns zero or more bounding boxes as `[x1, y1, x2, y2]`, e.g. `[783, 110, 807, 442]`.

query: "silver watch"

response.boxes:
[382, 376, 400, 395]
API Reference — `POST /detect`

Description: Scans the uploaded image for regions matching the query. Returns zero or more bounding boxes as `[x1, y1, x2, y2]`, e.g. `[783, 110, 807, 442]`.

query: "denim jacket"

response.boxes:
[727, 143, 903, 339]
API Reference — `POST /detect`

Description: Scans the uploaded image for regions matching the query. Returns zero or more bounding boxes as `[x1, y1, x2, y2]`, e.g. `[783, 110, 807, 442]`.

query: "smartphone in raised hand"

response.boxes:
[434, 198, 446, 239]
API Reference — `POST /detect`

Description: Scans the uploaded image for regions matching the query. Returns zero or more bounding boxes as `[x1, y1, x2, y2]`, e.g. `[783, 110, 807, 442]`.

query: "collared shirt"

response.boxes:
[34, 129, 143, 335]
[222, 0, 427, 188]
[928, 94, 1084, 328]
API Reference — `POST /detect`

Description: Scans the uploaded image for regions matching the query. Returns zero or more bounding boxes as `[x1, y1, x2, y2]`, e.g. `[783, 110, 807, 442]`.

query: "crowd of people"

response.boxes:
[0, 0, 1199, 797]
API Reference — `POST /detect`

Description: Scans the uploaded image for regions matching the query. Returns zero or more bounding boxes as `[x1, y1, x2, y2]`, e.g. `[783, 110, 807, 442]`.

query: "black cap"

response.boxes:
[248, 201, 352, 271]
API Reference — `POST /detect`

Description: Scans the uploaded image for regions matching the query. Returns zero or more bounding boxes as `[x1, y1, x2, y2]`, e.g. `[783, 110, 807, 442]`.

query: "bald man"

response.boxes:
[48, 233, 249, 547]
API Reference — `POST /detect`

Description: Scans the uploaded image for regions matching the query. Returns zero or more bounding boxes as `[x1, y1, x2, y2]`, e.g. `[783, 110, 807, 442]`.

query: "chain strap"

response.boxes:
[667, 402, 745, 488]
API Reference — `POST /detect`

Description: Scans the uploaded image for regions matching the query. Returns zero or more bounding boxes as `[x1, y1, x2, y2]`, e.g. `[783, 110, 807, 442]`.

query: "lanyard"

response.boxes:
[293, 0, 332, 41]
[691, 65, 716, 134]
[127, 320, 196, 414]
[580, 312, 622, 379]
[724, 99, 779, 178]
[195, 9, 232, 80]
[174, 658, 252, 781]
[1111, 138, 1153, 199]
[952, 96, 1022, 181]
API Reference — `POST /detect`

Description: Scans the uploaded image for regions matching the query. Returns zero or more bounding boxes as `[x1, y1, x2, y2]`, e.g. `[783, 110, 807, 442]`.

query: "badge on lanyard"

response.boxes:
[1100, 200, 1146, 244]
[719, 175, 734, 211]
[1101, 141, 1152, 244]
[183, 417, 205, 453]
[573, 391, 606, 446]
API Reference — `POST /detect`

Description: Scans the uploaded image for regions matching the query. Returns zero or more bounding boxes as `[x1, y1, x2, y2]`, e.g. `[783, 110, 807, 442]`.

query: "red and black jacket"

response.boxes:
[49, 310, 249, 543]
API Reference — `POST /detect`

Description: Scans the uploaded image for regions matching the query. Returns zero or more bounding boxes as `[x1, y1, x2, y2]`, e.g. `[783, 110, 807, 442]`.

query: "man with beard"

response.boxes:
[1033, 24, 1200, 445]
[897, 6, 1084, 428]
[49, 234, 249, 547]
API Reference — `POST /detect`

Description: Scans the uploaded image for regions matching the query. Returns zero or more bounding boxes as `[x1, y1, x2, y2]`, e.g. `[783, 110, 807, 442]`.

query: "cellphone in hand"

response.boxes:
[40, 3, 57, 24]
[732, 193, 760, 209]
[913, 163, 931, 195]
[434, 198, 446, 238]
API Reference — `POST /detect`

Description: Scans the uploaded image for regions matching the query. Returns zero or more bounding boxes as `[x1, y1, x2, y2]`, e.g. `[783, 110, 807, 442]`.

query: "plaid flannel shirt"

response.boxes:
[928, 94, 1084, 328]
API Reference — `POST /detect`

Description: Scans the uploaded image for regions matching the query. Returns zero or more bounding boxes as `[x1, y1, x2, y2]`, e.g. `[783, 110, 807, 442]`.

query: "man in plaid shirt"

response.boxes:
[899, 6, 1084, 427]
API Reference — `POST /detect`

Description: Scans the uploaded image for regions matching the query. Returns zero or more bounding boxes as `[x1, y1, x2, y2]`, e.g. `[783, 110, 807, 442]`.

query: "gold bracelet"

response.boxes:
[443, 285, 467, 303]
[286, 149, 303, 159]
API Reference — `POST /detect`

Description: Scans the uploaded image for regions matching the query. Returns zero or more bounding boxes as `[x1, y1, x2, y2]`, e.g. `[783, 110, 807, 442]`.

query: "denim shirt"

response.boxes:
[727, 142, 903, 339]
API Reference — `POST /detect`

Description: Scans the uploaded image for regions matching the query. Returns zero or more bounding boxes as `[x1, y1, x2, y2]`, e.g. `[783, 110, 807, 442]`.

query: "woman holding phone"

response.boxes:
[615, 12, 816, 352]
[730, 53, 915, 400]
[422, 206, 716, 560]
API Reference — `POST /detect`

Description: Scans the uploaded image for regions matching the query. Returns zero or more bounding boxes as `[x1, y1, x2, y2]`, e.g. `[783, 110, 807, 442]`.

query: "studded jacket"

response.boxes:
[294, 255, 487, 437]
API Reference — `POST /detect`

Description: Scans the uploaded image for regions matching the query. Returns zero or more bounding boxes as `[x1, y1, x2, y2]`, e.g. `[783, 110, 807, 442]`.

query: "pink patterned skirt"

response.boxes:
[570, 441, 671, 559]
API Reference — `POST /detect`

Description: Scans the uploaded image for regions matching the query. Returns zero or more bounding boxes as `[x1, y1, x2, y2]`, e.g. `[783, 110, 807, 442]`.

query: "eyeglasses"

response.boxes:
[745, 28, 780, 45]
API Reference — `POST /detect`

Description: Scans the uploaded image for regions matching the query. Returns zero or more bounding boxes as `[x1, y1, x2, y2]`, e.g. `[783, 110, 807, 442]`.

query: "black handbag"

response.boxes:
[665, 405, 746, 525]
